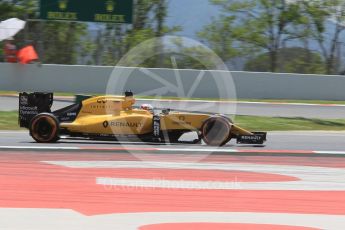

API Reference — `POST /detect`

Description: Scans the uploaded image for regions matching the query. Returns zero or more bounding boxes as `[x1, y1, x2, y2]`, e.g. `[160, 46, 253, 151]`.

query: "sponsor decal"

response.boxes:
[91, 105, 114, 109]
[19, 95, 28, 105]
[153, 115, 160, 137]
[97, 99, 107, 104]
[106, 0, 115, 13]
[19, 106, 38, 114]
[111, 121, 142, 128]
[94, 14, 125, 23]
[172, 116, 192, 126]
[19, 105, 38, 115]
[103, 121, 109, 128]
[47, 12, 77, 20]
[92, 100, 120, 109]
[103, 121, 142, 128]
[59, 0, 68, 10]
[240, 135, 262, 141]
[237, 135, 265, 144]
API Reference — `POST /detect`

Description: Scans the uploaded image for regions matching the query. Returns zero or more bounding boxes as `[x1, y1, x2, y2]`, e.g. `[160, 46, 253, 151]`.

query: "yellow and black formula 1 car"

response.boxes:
[18, 92, 266, 146]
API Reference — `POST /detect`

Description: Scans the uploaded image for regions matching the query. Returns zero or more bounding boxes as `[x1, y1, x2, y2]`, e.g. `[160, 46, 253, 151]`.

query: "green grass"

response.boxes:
[0, 91, 17, 95]
[1, 111, 345, 131]
[235, 115, 345, 131]
[0, 111, 22, 130]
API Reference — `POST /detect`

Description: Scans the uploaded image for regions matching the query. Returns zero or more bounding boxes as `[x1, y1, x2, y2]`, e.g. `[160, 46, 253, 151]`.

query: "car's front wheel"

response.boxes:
[201, 116, 232, 146]
[29, 113, 60, 143]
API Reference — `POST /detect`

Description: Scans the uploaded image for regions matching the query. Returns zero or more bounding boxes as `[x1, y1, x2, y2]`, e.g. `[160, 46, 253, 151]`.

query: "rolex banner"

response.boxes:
[40, 0, 133, 23]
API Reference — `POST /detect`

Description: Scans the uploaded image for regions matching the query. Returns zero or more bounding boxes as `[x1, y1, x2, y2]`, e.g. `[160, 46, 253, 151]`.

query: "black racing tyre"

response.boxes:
[219, 115, 234, 145]
[224, 117, 234, 145]
[201, 116, 232, 146]
[29, 113, 60, 143]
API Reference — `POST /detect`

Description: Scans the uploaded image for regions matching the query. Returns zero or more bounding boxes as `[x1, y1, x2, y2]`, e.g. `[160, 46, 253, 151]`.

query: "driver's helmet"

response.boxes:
[140, 104, 154, 112]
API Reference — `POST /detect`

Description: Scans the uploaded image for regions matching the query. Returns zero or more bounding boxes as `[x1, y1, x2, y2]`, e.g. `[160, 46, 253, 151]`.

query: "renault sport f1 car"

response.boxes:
[18, 92, 267, 146]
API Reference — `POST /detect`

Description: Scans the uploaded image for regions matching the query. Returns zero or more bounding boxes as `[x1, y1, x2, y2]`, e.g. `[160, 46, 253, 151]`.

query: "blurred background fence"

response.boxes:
[1, 0, 345, 75]
[1, 63, 345, 100]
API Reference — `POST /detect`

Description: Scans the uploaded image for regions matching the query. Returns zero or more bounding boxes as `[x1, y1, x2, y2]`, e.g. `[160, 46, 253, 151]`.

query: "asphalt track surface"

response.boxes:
[1, 130, 345, 152]
[2, 95, 345, 119]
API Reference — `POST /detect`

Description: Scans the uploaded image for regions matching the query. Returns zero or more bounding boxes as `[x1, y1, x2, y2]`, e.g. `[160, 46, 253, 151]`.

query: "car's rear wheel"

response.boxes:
[30, 113, 60, 143]
[201, 117, 232, 146]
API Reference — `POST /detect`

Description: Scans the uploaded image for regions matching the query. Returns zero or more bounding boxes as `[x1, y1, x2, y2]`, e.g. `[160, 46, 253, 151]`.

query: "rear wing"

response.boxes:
[19, 92, 53, 128]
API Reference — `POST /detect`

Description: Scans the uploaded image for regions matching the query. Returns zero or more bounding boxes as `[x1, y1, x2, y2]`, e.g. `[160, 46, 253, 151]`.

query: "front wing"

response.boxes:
[236, 132, 267, 145]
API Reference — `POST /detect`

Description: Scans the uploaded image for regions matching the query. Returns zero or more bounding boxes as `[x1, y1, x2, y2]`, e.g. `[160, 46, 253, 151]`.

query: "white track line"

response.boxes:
[315, 151, 345, 155]
[0, 146, 79, 150]
[155, 148, 238, 153]
[0, 131, 26, 134]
